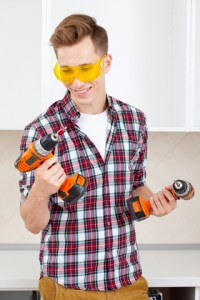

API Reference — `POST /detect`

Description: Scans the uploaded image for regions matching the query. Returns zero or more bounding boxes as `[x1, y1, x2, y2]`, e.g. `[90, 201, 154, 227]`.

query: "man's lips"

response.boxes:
[72, 87, 92, 95]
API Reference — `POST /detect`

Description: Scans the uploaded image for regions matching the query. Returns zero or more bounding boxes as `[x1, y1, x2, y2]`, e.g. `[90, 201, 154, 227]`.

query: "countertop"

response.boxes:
[0, 249, 200, 290]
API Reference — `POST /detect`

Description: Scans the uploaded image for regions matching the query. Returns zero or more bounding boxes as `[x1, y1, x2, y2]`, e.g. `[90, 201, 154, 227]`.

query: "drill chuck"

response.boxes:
[173, 180, 189, 197]
[14, 133, 59, 172]
[34, 133, 59, 157]
[40, 133, 59, 151]
[172, 180, 195, 200]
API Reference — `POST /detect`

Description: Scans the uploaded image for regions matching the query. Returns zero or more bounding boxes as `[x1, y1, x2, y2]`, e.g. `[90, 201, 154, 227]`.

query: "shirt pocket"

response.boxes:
[115, 128, 140, 160]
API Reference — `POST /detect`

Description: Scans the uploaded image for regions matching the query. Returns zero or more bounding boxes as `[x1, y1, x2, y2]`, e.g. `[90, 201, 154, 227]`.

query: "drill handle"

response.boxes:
[127, 180, 195, 221]
[58, 173, 88, 204]
[127, 196, 151, 221]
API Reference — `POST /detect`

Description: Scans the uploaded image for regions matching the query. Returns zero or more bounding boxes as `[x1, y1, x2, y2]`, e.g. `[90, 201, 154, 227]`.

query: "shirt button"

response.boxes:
[106, 221, 111, 227]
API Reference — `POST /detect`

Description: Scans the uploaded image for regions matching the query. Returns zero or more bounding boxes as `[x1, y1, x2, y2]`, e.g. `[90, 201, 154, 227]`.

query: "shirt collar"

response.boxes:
[107, 95, 118, 118]
[61, 91, 80, 123]
[61, 91, 118, 123]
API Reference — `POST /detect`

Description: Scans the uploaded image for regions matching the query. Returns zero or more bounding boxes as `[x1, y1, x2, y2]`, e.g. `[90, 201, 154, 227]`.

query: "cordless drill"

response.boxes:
[127, 180, 195, 221]
[15, 132, 88, 204]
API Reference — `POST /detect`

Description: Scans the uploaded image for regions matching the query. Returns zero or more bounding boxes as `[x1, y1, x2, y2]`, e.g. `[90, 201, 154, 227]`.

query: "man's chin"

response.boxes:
[72, 94, 95, 106]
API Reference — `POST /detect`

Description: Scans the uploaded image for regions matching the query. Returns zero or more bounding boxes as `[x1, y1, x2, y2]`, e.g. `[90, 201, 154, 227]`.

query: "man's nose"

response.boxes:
[71, 77, 85, 87]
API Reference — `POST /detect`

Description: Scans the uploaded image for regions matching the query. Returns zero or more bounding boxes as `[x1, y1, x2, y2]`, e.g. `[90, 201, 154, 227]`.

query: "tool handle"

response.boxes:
[127, 179, 195, 221]
[58, 173, 88, 204]
[127, 196, 151, 221]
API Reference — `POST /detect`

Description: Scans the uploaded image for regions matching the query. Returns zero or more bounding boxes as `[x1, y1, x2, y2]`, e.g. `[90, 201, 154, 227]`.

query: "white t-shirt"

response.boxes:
[78, 109, 108, 160]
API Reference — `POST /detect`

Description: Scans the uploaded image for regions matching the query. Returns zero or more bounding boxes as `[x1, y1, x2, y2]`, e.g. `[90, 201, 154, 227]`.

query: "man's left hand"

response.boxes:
[150, 185, 177, 217]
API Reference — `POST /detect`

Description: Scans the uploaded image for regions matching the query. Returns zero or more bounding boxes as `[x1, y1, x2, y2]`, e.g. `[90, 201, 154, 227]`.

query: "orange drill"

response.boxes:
[15, 132, 88, 204]
[127, 180, 195, 221]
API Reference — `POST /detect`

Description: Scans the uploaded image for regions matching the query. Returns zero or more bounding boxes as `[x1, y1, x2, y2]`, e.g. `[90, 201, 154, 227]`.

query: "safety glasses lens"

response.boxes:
[54, 56, 104, 83]
[78, 64, 101, 82]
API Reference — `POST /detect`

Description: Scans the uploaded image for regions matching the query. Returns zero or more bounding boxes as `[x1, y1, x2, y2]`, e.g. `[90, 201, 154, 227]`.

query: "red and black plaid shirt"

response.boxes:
[19, 92, 148, 291]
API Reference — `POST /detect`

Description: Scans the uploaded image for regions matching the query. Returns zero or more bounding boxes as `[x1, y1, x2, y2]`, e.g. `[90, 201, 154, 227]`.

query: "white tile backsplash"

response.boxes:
[0, 131, 199, 244]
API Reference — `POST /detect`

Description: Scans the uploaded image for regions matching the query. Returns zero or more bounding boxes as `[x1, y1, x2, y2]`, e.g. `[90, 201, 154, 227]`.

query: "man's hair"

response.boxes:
[50, 14, 108, 56]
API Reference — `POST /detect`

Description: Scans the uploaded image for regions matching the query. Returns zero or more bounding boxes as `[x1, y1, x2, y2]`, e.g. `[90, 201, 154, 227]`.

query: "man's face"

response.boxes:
[56, 36, 112, 112]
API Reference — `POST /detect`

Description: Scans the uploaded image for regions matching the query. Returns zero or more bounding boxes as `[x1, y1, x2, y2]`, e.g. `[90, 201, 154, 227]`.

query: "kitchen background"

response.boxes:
[0, 130, 199, 246]
[0, 0, 200, 248]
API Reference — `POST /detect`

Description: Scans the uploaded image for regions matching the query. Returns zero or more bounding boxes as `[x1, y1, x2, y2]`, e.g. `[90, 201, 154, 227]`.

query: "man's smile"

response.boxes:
[71, 86, 92, 96]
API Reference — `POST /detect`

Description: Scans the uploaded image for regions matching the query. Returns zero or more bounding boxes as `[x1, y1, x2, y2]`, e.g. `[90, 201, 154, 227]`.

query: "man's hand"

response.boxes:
[20, 156, 67, 234]
[150, 185, 177, 217]
[34, 156, 67, 197]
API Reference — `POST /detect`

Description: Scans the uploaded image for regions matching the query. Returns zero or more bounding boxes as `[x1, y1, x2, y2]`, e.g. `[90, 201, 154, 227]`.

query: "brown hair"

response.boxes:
[50, 14, 108, 56]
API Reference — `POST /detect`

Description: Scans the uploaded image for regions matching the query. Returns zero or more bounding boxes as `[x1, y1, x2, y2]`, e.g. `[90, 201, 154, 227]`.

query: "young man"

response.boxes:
[19, 14, 177, 299]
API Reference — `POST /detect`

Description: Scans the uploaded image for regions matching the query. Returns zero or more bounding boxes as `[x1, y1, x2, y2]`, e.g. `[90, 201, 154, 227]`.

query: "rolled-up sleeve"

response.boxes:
[18, 125, 40, 204]
[130, 116, 148, 190]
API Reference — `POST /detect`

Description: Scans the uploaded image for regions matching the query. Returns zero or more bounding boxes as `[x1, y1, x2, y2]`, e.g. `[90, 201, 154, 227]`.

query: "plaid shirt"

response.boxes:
[19, 92, 148, 291]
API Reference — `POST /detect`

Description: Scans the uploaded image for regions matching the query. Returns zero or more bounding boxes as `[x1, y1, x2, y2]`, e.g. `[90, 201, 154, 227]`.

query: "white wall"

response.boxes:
[0, 0, 41, 129]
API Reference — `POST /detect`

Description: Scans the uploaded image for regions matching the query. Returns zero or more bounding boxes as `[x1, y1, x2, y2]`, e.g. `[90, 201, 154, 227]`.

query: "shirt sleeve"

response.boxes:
[130, 115, 148, 190]
[18, 125, 40, 204]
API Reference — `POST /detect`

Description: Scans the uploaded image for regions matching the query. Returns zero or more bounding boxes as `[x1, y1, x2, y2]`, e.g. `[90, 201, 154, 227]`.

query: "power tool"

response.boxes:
[15, 131, 88, 204]
[127, 180, 195, 221]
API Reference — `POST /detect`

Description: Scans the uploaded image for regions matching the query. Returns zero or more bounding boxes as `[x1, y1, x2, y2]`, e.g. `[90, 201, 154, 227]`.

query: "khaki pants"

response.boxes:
[39, 276, 149, 300]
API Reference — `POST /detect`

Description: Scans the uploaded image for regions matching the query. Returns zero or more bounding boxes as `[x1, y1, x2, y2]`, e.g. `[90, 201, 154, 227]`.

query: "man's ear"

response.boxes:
[103, 54, 112, 74]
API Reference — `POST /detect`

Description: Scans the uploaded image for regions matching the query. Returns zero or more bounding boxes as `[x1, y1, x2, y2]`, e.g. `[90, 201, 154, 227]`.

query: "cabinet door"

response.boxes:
[42, 0, 188, 130]
[0, 291, 34, 300]
[194, 0, 200, 130]
[0, 0, 41, 130]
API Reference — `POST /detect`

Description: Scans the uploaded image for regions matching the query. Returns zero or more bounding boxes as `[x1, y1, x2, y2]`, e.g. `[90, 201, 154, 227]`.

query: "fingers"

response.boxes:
[162, 188, 175, 201]
[150, 196, 160, 216]
[52, 168, 67, 183]
[47, 171, 67, 190]
[35, 156, 64, 178]
[57, 172, 67, 186]
[37, 156, 58, 171]
[45, 161, 62, 177]
[150, 192, 167, 216]
[44, 160, 67, 183]
[33, 156, 67, 196]
[164, 184, 173, 191]
[150, 188, 177, 217]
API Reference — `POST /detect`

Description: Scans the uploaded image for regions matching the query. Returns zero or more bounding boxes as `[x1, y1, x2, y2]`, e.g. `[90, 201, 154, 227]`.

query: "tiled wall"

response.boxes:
[135, 132, 200, 244]
[0, 131, 40, 244]
[0, 131, 199, 244]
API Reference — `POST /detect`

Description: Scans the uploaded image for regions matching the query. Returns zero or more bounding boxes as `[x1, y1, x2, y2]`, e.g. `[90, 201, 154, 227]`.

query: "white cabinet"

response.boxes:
[0, 0, 199, 131]
[0, 0, 41, 130]
[41, 0, 200, 131]
[194, 0, 200, 129]
[141, 249, 200, 300]
[0, 249, 200, 299]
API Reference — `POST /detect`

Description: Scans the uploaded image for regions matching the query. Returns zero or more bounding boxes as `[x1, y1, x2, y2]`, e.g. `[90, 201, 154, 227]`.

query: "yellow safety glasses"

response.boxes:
[53, 55, 106, 83]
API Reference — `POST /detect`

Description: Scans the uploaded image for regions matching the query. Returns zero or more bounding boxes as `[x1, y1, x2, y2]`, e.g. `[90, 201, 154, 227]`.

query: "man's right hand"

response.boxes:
[34, 156, 67, 197]
[20, 156, 67, 234]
